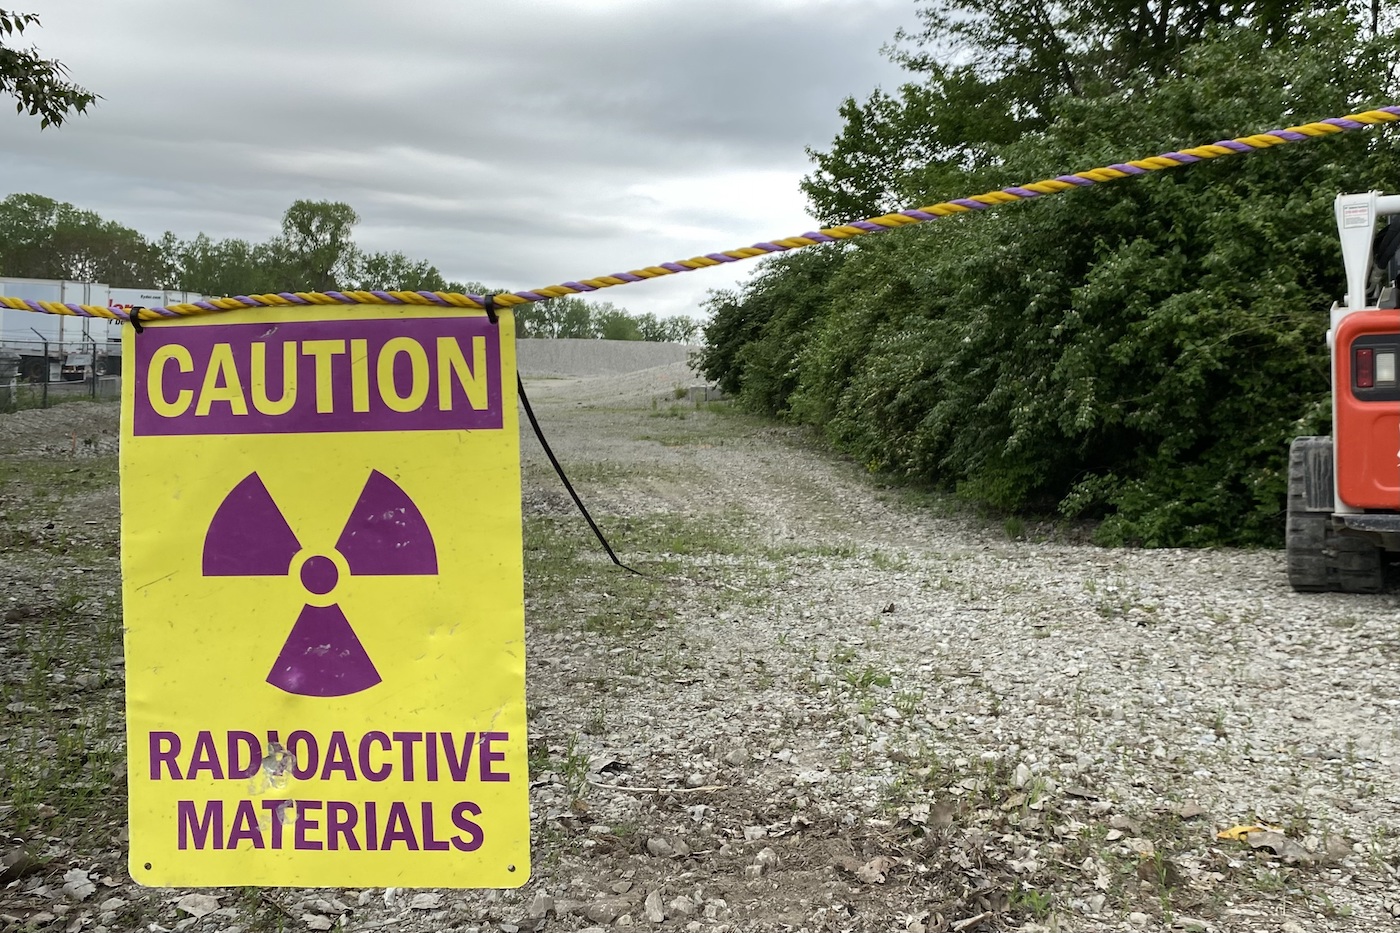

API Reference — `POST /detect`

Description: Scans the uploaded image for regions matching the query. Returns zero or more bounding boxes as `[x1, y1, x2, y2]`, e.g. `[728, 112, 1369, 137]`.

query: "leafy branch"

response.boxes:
[1, 9, 97, 128]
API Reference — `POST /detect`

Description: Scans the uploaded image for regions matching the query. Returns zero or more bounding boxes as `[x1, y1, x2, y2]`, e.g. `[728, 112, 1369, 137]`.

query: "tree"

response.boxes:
[280, 200, 359, 291]
[172, 232, 291, 297]
[515, 296, 569, 338]
[634, 312, 667, 342]
[593, 301, 642, 340]
[662, 316, 701, 343]
[352, 251, 448, 292]
[520, 295, 603, 338]
[1, 10, 96, 128]
[0, 192, 576, 322]
[514, 296, 698, 341]
[559, 298, 595, 337]
[0, 193, 168, 285]
[802, 0, 1340, 223]
[637, 312, 702, 343]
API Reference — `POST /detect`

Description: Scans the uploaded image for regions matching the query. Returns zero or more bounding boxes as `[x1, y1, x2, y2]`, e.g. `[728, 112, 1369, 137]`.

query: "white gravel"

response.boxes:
[512, 362, 1400, 931]
[2, 356, 1397, 933]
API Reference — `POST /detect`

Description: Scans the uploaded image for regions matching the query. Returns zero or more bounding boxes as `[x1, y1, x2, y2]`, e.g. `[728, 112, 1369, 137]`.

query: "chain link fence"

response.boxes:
[0, 338, 122, 413]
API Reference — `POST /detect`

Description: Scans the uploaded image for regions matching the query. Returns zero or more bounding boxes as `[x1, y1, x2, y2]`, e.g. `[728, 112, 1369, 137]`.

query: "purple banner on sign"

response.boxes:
[132, 317, 504, 437]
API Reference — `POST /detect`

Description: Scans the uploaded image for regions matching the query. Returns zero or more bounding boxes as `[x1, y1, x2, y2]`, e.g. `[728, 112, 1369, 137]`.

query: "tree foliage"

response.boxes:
[0, 193, 168, 285]
[514, 295, 699, 342]
[1, 9, 96, 128]
[802, 0, 1347, 223]
[702, 8, 1400, 546]
[280, 200, 360, 292]
[0, 193, 697, 341]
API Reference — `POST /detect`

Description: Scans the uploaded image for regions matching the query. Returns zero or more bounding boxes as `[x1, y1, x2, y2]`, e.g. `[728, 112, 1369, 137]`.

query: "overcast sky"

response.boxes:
[0, 0, 914, 319]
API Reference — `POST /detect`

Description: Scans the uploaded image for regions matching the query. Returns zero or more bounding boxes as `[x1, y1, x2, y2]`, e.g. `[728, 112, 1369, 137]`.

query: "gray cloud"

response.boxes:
[1, 0, 912, 318]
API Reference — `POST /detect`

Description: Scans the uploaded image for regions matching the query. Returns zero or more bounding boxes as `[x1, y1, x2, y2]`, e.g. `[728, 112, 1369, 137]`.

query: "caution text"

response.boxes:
[132, 317, 504, 435]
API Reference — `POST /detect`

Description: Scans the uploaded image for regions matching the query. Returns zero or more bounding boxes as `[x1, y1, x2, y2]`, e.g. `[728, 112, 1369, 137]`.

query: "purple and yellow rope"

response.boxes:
[5, 105, 1398, 324]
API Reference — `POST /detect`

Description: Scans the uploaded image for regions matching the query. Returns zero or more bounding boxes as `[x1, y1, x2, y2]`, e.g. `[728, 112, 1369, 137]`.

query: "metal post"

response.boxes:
[29, 327, 49, 409]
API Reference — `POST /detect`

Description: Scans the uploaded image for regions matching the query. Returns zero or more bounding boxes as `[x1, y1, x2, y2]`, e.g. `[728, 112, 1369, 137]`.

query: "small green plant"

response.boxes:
[840, 664, 892, 691]
[1009, 885, 1053, 920]
[829, 645, 858, 665]
[584, 697, 609, 735]
[1315, 892, 1352, 918]
[869, 548, 907, 571]
[1254, 867, 1290, 894]
[558, 734, 591, 800]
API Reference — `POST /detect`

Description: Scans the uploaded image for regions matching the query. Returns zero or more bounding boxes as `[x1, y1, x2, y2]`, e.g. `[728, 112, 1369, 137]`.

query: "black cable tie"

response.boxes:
[517, 372, 642, 576]
[129, 306, 145, 334]
[483, 294, 498, 325]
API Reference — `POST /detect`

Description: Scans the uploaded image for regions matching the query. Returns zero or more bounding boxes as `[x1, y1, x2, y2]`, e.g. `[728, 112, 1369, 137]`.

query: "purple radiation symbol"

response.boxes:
[202, 471, 438, 697]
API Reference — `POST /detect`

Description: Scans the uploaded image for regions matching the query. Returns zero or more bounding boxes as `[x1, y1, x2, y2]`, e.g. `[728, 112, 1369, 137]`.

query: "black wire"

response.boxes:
[517, 372, 642, 576]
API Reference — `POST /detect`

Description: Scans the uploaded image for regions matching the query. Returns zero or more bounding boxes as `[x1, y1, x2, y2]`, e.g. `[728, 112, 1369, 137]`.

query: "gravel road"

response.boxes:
[1, 359, 1397, 933]
[508, 363, 1400, 933]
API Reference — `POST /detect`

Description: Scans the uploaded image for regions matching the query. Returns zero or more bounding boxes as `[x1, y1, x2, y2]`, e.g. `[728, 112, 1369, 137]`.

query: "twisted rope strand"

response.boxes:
[5, 105, 1398, 324]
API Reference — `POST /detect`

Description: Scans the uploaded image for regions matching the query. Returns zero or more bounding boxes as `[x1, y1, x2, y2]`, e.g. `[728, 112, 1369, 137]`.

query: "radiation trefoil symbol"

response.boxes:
[202, 471, 437, 698]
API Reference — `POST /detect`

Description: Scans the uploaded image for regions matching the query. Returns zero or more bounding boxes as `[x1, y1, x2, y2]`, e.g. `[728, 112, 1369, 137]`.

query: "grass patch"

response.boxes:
[0, 580, 126, 851]
[612, 511, 749, 557]
[631, 402, 769, 447]
[763, 541, 860, 561]
[0, 456, 121, 560]
[0, 443, 125, 859]
[0, 455, 119, 495]
[523, 508, 757, 637]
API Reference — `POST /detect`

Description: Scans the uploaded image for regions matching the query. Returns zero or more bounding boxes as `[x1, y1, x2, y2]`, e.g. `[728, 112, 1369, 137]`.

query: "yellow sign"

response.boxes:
[120, 304, 529, 888]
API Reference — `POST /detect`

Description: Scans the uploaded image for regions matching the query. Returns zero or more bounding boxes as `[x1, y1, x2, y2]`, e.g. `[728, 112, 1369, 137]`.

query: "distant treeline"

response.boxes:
[697, 6, 1400, 547]
[0, 193, 699, 343]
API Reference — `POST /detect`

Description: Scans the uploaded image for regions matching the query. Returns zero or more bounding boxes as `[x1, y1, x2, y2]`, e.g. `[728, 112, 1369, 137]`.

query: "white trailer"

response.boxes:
[1, 279, 207, 380]
[0, 278, 114, 381]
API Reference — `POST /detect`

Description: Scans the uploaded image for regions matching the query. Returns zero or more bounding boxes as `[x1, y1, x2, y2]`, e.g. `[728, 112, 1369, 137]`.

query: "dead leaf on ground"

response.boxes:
[1215, 823, 1279, 842]
[0, 849, 45, 884]
[1177, 801, 1207, 820]
[855, 855, 897, 884]
[175, 892, 221, 918]
[1247, 831, 1315, 864]
[929, 801, 959, 828]
[587, 754, 626, 774]
[900, 802, 931, 825]
[1136, 856, 1185, 889]
[62, 867, 95, 902]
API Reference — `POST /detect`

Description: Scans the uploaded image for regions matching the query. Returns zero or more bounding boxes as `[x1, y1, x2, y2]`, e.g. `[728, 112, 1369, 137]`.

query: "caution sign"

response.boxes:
[120, 305, 529, 888]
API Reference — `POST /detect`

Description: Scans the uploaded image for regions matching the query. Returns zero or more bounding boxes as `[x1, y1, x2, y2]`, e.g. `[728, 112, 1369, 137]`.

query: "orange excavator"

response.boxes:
[1287, 192, 1400, 592]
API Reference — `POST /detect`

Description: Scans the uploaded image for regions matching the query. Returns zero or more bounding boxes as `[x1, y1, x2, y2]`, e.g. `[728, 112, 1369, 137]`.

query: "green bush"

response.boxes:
[700, 14, 1400, 546]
